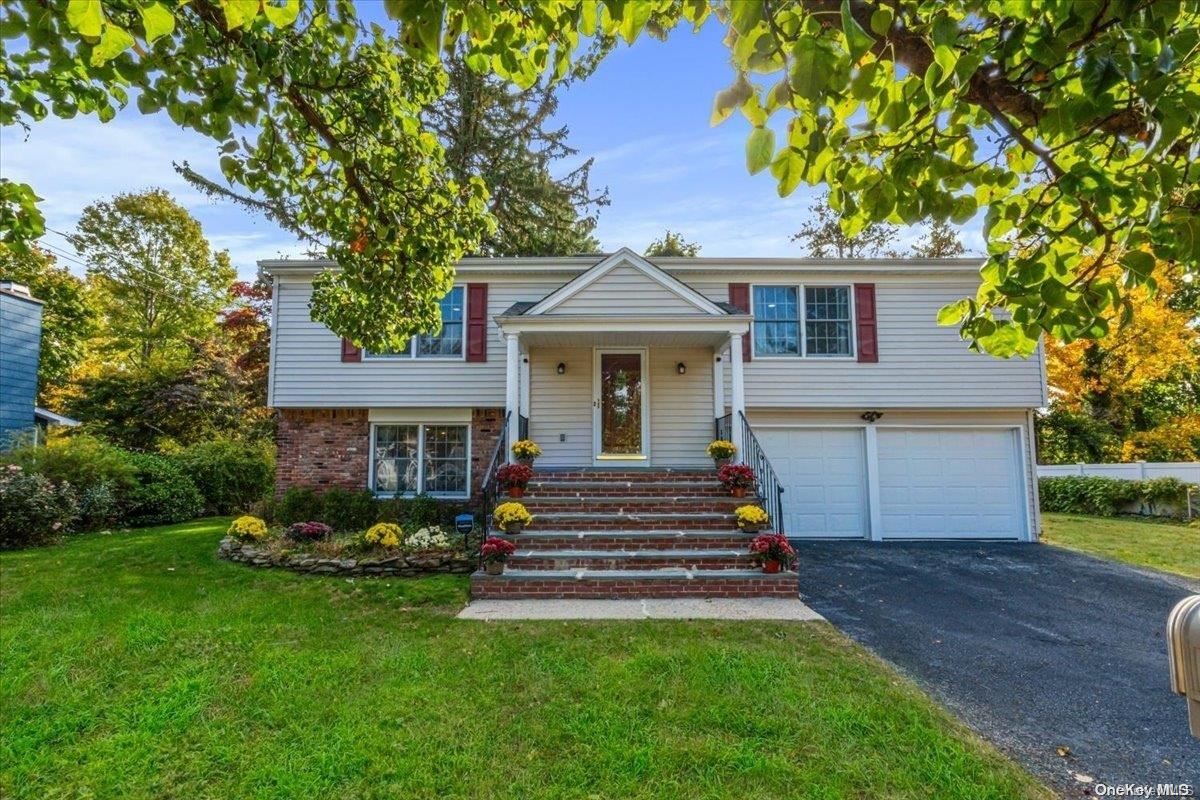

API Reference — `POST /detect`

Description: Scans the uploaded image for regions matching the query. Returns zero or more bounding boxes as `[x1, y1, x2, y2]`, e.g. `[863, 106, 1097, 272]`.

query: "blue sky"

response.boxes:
[1, 15, 982, 281]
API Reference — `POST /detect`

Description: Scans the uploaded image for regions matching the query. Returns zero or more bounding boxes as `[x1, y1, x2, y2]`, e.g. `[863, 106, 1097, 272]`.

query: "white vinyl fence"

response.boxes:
[1037, 462, 1200, 483]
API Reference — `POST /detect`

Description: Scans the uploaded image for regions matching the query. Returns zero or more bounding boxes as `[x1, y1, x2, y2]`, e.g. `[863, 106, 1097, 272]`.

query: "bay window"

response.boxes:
[752, 284, 854, 358]
[371, 423, 469, 497]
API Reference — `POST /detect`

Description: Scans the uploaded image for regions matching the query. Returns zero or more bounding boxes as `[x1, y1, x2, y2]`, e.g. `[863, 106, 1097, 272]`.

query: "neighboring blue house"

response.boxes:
[0, 281, 45, 450]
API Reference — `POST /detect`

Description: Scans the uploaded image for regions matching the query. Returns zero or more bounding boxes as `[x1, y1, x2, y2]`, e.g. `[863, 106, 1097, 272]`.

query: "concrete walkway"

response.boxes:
[457, 597, 823, 621]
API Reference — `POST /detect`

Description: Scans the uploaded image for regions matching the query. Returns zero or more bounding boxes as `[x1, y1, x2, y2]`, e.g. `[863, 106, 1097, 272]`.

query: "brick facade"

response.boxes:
[274, 409, 370, 497]
[470, 407, 506, 502]
[275, 407, 503, 504]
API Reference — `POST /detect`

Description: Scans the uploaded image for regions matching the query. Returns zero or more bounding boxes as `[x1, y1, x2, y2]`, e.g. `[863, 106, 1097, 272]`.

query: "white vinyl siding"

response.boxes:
[549, 264, 703, 314]
[271, 275, 571, 407]
[648, 348, 713, 467]
[528, 347, 593, 466]
[679, 272, 1045, 409]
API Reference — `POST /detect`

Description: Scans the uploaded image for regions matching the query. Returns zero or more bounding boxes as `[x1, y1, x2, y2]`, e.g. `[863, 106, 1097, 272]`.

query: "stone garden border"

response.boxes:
[218, 537, 475, 577]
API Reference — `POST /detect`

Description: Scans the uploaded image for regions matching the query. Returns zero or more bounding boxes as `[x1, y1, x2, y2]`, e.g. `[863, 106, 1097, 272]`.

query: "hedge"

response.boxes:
[1038, 476, 1194, 517]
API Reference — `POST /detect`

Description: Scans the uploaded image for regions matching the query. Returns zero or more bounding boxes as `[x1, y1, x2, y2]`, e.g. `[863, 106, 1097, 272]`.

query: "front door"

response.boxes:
[593, 348, 649, 465]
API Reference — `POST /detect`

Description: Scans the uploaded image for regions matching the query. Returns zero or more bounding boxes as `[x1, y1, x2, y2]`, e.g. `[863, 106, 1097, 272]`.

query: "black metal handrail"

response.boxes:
[721, 412, 785, 535]
[479, 411, 511, 539]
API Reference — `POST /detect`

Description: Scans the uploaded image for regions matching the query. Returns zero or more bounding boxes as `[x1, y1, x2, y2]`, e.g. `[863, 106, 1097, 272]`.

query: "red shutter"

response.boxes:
[727, 282, 752, 363]
[340, 338, 361, 363]
[466, 282, 488, 362]
[854, 283, 878, 363]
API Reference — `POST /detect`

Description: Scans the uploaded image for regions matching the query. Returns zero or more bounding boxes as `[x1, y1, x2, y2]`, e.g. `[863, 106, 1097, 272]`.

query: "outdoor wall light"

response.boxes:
[676, 362, 687, 375]
[557, 362, 566, 375]
[860, 411, 884, 423]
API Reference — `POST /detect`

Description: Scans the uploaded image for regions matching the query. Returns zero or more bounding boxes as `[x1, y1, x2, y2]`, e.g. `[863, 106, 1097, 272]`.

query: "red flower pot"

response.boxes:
[763, 559, 782, 574]
[730, 486, 747, 498]
[507, 485, 525, 498]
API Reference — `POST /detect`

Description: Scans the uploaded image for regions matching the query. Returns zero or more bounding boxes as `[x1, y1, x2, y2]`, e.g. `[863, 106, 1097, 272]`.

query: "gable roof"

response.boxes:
[522, 248, 728, 316]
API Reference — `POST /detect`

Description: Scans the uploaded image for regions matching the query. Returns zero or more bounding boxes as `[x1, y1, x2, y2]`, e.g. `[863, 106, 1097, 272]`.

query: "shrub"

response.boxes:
[405, 525, 453, 551]
[78, 481, 119, 530]
[403, 493, 443, 529]
[173, 439, 274, 515]
[0, 465, 78, 550]
[121, 453, 204, 527]
[228, 515, 269, 541]
[363, 522, 403, 549]
[1038, 476, 1195, 517]
[320, 488, 379, 531]
[276, 487, 322, 526]
[3, 432, 136, 496]
[285, 521, 332, 542]
[376, 494, 471, 530]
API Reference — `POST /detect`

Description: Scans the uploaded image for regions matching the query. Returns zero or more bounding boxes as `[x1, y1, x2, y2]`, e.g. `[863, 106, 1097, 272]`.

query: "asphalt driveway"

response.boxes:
[795, 541, 1199, 796]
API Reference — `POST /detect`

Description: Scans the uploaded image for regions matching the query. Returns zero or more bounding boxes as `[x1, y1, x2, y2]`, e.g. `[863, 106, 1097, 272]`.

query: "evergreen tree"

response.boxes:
[423, 44, 609, 257]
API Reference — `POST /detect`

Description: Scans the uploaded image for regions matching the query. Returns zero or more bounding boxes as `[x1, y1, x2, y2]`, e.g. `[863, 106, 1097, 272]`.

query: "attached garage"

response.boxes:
[756, 423, 1031, 541]
[876, 428, 1028, 540]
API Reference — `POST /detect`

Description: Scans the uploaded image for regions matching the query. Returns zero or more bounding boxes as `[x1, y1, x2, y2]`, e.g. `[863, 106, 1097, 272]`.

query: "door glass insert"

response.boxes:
[599, 353, 643, 455]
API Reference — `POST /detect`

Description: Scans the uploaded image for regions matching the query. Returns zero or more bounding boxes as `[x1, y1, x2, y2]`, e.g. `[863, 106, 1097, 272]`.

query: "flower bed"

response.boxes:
[217, 517, 476, 577]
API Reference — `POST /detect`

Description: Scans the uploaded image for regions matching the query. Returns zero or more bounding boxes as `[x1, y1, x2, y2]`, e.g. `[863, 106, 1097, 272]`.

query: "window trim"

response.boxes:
[362, 286, 467, 362]
[368, 422, 471, 499]
[750, 282, 857, 360]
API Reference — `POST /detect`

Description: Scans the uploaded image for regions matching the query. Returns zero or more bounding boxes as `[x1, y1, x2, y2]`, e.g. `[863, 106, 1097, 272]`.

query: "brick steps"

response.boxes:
[510, 548, 760, 571]
[525, 483, 731, 497]
[526, 511, 737, 531]
[508, 531, 754, 550]
[519, 497, 751, 514]
[531, 469, 717, 481]
[470, 568, 797, 599]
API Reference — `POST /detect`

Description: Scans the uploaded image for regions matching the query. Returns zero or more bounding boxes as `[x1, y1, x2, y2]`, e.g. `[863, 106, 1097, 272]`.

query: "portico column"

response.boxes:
[505, 333, 520, 462]
[729, 332, 746, 462]
[712, 350, 725, 421]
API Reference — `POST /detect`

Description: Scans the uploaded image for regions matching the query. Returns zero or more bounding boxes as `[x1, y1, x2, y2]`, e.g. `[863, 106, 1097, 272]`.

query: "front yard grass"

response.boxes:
[1042, 512, 1200, 580]
[1, 518, 1048, 800]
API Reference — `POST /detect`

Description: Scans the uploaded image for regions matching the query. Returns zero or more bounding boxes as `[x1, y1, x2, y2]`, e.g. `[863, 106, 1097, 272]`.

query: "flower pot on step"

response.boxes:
[713, 457, 731, 468]
[762, 559, 782, 574]
[484, 561, 505, 576]
[739, 523, 765, 534]
[517, 457, 535, 467]
[730, 486, 747, 498]
[504, 522, 524, 535]
[506, 485, 525, 498]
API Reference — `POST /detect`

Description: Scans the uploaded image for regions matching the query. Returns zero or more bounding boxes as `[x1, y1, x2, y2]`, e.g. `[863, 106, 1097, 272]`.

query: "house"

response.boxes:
[261, 248, 1047, 598]
[0, 282, 44, 451]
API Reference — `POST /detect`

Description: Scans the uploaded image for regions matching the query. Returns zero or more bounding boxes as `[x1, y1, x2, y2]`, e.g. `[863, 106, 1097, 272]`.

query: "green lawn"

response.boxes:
[1042, 513, 1200, 580]
[1, 519, 1048, 800]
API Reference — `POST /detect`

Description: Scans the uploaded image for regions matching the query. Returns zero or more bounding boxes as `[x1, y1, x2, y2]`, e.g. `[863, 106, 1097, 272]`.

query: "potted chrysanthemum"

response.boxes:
[511, 439, 542, 466]
[748, 533, 795, 574]
[706, 440, 737, 467]
[717, 463, 755, 498]
[496, 463, 534, 498]
[493, 501, 533, 534]
[734, 504, 770, 533]
[480, 535, 517, 575]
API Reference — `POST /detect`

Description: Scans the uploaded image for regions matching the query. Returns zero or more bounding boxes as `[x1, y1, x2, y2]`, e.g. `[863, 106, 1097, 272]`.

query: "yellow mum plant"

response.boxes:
[493, 502, 533, 530]
[228, 515, 269, 541]
[734, 505, 769, 527]
[706, 440, 737, 459]
[363, 522, 402, 549]
[511, 439, 542, 460]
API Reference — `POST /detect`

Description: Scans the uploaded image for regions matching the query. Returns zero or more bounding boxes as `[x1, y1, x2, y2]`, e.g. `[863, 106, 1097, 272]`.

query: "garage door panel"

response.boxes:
[759, 428, 868, 539]
[877, 428, 1025, 540]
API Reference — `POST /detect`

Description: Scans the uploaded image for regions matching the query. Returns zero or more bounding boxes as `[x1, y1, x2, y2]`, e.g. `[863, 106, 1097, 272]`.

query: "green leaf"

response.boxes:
[67, 0, 103, 38]
[1120, 250, 1155, 279]
[869, 6, 893, 36]
[840, 0, 874, 61]
[382, 0, 405, 21]
[746, 127, 775, 174]
[139, 2, 175, 43]
[769, 148, 805, 197]
[262, 0, 300, 27]
[937, 298, 970, 326]
[730, 0, 763, 34]
[933, 45, 957, 85]
[618, 1, 653, 44]
[789, 38, 827, 101]
[90, 23, 135, 65]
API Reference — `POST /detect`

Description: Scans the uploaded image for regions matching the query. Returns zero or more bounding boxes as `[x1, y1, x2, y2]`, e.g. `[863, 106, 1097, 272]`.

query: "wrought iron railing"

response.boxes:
[715, 412, 785, 535]
[480, 411, 511, 539]
[738, 412, 785, 535]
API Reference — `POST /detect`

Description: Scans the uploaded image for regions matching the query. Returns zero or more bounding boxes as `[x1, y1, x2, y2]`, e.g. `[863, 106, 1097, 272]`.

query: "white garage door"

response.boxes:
[877, 428, 1027, 540]
[757, 428, 868, 538]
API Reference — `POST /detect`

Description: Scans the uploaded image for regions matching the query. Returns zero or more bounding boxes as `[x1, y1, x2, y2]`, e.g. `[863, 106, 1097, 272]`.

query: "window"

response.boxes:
[752, 285, 800, 355]
[752, 284, 853, 358]
[365, 287, 464, 359]
[804, 286, 853, 357]
[371, 423, 469, 497]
